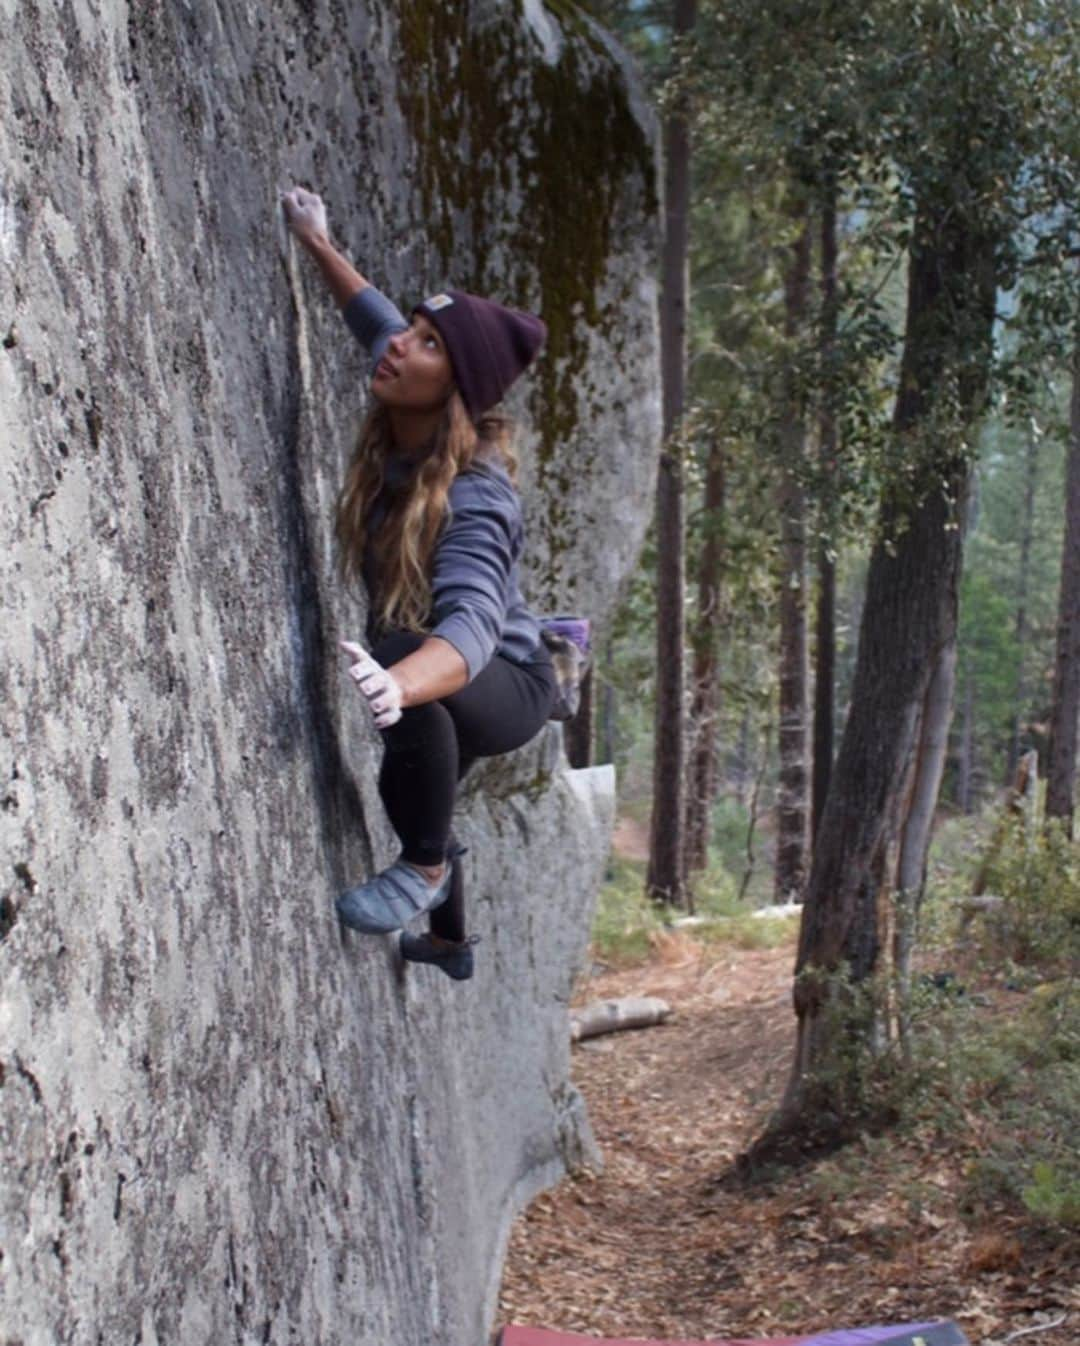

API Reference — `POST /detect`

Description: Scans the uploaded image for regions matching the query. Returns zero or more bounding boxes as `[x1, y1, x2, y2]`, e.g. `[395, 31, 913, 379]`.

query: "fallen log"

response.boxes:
[570, 996, 672, 1043]
[959, 893, 1006, 924]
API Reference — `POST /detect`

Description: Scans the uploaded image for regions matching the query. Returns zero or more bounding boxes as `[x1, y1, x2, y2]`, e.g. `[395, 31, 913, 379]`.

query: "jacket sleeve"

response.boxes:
[342, 285, 409, 364]
[429, 474, 521, 682]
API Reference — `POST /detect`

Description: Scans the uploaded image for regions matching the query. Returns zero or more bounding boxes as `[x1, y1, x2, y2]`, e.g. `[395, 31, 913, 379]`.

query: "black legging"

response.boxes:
[370, 630, 556, 941]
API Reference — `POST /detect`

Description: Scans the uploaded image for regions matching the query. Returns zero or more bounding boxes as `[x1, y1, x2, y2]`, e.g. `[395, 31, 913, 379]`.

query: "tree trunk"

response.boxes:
[686, 439, 726, 873]
[813, 187, 839, 843]
[734, 708, 752, 807]
[774, 207, 812, 903]
[813, 552, 836, 843]
[957, 669, 976, 814]
[777, 203, 997, 1132]
[738, 719, 771, 904]
[1006, 429, 1039, 783]
[564, 666, 594, 769]
[598, 637, 617, 766]
[647, 0, 696, 908]
[897, 643, 956, 896]
[1045, 334, 1080, 832]
[894, 640, 957, 1060]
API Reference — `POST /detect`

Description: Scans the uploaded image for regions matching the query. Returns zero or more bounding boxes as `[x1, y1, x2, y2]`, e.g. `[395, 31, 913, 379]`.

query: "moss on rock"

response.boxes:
[394, 0, 657, 499]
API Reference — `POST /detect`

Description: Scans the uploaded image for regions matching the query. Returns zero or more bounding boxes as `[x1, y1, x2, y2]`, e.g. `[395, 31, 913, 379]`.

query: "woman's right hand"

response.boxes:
[281, 186, 329, 244]
[341, 641, 404, 729]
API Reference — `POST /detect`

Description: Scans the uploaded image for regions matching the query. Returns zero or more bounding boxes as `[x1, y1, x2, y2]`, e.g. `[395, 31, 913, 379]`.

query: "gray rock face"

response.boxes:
[0, 4, 658, 1344]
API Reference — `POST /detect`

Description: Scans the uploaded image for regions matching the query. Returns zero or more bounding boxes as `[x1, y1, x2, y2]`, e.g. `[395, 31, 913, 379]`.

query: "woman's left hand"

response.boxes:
[281, 186, 329, 244]
[341, 641, 403, 728]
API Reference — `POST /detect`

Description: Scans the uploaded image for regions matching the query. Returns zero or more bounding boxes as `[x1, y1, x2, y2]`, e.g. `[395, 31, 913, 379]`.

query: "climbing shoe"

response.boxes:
[399, 931, 480, 981]
[336, 860, 453, 935]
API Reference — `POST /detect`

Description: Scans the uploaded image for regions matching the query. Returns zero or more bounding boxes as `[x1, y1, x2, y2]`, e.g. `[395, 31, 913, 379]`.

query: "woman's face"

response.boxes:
[371, 315, 455, 412]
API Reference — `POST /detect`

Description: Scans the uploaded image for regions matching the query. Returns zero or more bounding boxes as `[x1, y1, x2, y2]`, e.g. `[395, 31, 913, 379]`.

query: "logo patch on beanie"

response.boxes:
[421, 293, 455, 311]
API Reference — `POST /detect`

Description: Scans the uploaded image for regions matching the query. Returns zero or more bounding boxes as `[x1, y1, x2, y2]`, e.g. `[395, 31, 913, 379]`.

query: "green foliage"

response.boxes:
[918, 813, 993, 943]
[1023, 1160, 1080, 1228]
[590, 845, 797, 966]
[950, 398, 1069, 803]
[591, 853, 667, 964]
[787, 962, 925, 1131]
[978, 818, 1080, 968]
[689, 0, 1079, 511]
[955, 569, 1023, 781]
[584, 0, 1080, 1233]
[709, 795, 756, 874]
[782, 938, 1080, 1232]
[592, 0, 1078, 939]
[709, 793, 775, 906]
[601, 569, 663, 799]
[761, 807, 1080, 1176]
[903, 817, 1080, 1231]
[954, 988, 1080, 1230]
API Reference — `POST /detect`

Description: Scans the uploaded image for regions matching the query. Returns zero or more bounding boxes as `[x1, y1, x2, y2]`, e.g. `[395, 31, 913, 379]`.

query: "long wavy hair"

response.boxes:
[336, 391, 517, 633]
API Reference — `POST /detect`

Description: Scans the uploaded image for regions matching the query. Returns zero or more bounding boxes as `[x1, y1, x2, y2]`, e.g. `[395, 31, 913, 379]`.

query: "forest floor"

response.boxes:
[496, 831, 1079, 1346]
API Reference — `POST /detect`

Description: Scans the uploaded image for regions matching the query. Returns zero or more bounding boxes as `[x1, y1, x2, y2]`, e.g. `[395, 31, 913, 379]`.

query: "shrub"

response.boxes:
[975, 817, 1080, 971]
[589, 844, 797, 966]
[1023, 1160, 1080, 1227]
[951, 979, 1080, 1230]
[590, 853, 666, 965]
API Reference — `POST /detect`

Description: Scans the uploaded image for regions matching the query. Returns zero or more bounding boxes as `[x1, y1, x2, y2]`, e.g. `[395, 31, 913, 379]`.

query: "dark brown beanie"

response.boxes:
[413, 289, 547, 420]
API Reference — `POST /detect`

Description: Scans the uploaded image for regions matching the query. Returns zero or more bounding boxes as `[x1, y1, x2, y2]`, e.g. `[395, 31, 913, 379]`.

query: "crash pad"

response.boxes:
[496, 1332, 803, 1346]
[497, 1321, 968, 1346]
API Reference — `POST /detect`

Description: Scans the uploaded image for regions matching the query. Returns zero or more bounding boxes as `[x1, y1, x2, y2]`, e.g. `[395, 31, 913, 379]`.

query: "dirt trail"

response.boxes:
[611, 814, 650, 863]
[497, 929, 1078, 1345]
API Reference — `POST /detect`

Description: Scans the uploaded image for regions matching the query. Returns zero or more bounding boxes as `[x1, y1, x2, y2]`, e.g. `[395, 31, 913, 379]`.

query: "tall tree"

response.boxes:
[682, 149, 782, 883]
[693, 0, 893, 897]
[774, 208, 813, 902]
[686, 438, 726, 872]
[956, 664, 978, 813]
[647, 0, 697, 907]
[813, 187, 839, 841]
[778, 0, 1074, 1130]
[1006, 429, 1040, 781]
[1045, 335, 1080, 831]
[785, 196, 996, 1122]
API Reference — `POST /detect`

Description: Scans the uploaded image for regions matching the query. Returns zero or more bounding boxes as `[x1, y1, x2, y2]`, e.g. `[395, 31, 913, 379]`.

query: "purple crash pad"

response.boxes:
[497, 1321, 968, 1346]
[497, 1330, 804, 1346]
[800, 1325, 967, 1346]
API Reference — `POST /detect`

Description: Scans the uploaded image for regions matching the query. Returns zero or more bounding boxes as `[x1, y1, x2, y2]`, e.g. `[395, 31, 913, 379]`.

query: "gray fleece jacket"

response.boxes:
[343, 285, 545, 682]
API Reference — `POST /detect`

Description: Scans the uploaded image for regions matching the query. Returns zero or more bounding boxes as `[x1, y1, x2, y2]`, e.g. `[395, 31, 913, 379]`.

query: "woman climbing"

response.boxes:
[281, 185, 556, 982]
